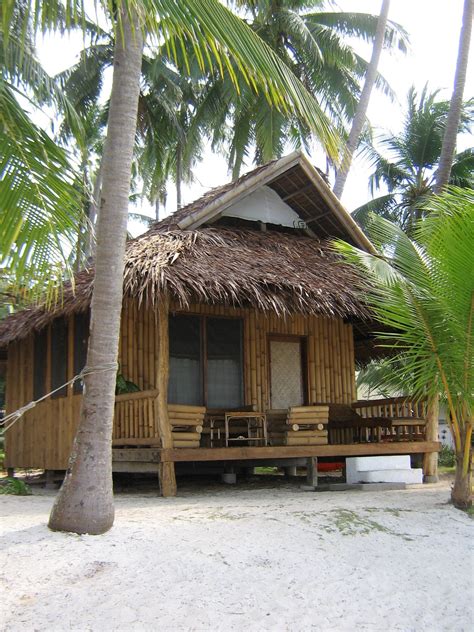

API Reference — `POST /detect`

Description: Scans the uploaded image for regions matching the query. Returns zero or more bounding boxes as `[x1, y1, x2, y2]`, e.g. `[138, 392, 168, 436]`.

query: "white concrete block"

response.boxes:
[354, 468, 423, 485]
[347, 455, 411, 472]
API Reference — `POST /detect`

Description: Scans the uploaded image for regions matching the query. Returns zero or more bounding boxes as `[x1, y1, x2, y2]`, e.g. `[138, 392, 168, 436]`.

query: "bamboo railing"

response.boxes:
[349, 397, 427, 443]
[112, 391, 205, 448]
[113, 389, 159, 444]
[111, 393, 428, 448]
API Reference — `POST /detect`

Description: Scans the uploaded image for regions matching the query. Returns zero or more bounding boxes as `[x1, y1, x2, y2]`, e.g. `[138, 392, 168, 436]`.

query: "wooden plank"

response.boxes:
[161, 441, 441, 462]
[115, 389, 158, 402]
[168, 404, 206, 413]
[169, 412, 205, 420]
[173, 440, 200, 448]
[171, 431, 200, 441]
[113, 462, 160, 473]
[286, 436, 328, 446]
[113, 448, 161, 461]
[113, 438, 161, 447]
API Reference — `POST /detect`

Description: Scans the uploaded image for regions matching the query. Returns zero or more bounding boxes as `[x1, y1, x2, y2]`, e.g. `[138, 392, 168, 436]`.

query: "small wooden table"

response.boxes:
[224, 412, 268, 447]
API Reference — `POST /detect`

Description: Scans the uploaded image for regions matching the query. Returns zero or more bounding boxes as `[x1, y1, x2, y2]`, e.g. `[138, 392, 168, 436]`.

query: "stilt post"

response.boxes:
[306, 457, 318, 487]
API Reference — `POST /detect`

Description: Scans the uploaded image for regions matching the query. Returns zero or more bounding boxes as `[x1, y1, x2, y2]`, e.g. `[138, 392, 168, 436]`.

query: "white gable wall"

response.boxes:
[221, 186, 301, 228]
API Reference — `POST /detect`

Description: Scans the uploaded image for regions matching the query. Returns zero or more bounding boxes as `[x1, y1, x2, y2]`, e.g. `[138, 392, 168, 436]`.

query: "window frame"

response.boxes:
[168, 313, 245, 408]
[50, 317, 69, 399]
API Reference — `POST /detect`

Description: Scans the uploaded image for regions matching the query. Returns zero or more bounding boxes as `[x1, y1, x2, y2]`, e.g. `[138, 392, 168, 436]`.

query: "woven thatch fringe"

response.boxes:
[0, 227, 369, 346]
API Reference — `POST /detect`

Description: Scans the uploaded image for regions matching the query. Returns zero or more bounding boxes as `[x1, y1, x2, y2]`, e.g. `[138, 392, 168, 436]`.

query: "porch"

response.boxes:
[111, 390, 439, 492]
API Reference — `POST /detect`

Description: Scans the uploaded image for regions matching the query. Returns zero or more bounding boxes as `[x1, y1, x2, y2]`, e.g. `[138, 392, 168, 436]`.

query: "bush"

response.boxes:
[439, 445, 456, 467]
[0, 477, 31, 495]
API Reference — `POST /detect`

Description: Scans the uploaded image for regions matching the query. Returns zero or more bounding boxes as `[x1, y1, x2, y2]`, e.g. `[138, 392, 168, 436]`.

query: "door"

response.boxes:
[269, 338, 304, 409]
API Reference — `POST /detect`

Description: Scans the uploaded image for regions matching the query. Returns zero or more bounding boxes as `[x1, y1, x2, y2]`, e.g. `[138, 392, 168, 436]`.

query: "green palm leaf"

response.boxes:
[0, 81, 82, 302]
[335, 189, 474, 459]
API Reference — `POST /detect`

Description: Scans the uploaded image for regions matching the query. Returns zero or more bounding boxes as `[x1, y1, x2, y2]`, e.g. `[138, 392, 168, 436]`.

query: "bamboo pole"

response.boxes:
[244, 315, 251, 405]
[307, 331, 316, 404]
[155, 294, 177, 497]
[249, 312, 258, 407]
[316, 317, 324, 402]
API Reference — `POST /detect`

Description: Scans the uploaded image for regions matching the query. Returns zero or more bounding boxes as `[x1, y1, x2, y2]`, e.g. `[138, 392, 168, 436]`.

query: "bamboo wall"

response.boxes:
[4, 299, 356, 469]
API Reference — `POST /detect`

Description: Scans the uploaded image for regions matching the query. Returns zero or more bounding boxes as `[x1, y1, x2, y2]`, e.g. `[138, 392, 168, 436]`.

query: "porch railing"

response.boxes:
[349, 397, 427, 443]
[113, 389, 159, 444]
[112, 393, 428, 448]
[113, 391, 205, 447]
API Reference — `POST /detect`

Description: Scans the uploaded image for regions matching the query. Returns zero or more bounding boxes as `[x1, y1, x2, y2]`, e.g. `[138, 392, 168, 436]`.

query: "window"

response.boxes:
[207, 318, 243, 408]
[33, 329, 48, 400]
[73, 312, 90, 394]
[168, 315, 202, 405]
[51, 318, 68, 398]
[168, 315, 243, 408]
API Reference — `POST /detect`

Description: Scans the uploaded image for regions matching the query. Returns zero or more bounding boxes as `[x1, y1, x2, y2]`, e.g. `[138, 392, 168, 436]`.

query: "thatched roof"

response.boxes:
[0, 227, 369, 346]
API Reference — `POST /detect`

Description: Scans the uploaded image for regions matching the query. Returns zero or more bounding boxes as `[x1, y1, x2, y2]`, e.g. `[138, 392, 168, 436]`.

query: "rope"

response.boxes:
[0, 363, 118, 433]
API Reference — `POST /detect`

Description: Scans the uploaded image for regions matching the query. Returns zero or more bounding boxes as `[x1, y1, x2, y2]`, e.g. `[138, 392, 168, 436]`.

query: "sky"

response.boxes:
[37, 0, 474, 227]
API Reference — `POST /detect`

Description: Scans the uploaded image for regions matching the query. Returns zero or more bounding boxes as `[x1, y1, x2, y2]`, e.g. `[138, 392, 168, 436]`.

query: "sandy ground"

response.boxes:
[0, 479, 472, 632]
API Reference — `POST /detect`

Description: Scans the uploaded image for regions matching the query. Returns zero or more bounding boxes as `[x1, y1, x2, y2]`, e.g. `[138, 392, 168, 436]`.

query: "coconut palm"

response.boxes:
[1, 8, 84, 303]
[197, 0, 408, 178]
[352, 86, 474, 234]
[333, 0, 390, 199]
[435, 0, 473, 192]
[137, 55, 205, 211]
[336, 188, 473, 509]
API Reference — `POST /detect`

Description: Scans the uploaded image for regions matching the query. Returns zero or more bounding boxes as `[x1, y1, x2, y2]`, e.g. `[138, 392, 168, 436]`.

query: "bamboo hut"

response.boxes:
[0, 152, 439, 495]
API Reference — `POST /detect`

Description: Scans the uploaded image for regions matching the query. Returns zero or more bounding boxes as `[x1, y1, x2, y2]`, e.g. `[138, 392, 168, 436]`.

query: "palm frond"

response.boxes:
[0, 80, 82, 302]
[335, 196, 473, 435]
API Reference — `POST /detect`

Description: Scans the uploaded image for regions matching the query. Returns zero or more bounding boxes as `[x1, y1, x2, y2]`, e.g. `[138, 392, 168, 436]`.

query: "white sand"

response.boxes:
[0, 482, 472, 632]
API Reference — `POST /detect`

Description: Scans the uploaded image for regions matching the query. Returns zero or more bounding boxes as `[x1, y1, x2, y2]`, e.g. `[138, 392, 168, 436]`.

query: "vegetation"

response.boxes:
[337, 188, 473, 509]
[435, 0, 473, 192]
[352, 86, 473, 233]
[198, 0, 407, 179]
[333, 0, 391, 199]
[0, 477, 31, 495]
[0, 5, 84, 303]
[439, 445, 456, 468]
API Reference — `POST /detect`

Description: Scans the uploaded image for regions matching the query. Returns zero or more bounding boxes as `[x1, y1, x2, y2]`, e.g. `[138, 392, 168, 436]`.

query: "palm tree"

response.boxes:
[333, 0, 390, 199]
[194, 0, 408, 178]
[1, 7, 84, 303]
[6, 0, 346, 534]
[336, 189, 473, 509]
[137, 56, 205, 211]
[352, 86, 474, 234]
[435, 0, 473, 193]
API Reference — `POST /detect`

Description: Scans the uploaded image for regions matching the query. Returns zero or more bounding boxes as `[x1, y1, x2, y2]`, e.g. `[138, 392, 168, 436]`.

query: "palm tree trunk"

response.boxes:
[85, 161, 103, 260]
[176, 142, 182, 209]
[434, 0, 473, 193]
[452, 430, 472, 509]
[423, 396, 439, 482]
[333, 0, 390, 199]
[48, 9, 144, 535]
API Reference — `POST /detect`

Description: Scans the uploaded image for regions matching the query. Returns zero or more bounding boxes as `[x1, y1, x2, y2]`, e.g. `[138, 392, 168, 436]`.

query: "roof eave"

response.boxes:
[297, 154, 376, 254]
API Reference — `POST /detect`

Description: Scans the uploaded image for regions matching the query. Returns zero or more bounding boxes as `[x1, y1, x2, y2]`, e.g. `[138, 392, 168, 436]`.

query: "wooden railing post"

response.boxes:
[155, 294, 177, 497]
[423, 396, 439, 483]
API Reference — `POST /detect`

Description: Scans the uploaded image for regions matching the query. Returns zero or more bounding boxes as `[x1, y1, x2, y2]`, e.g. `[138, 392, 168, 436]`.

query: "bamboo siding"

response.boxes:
[4, 300, 356, 469]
